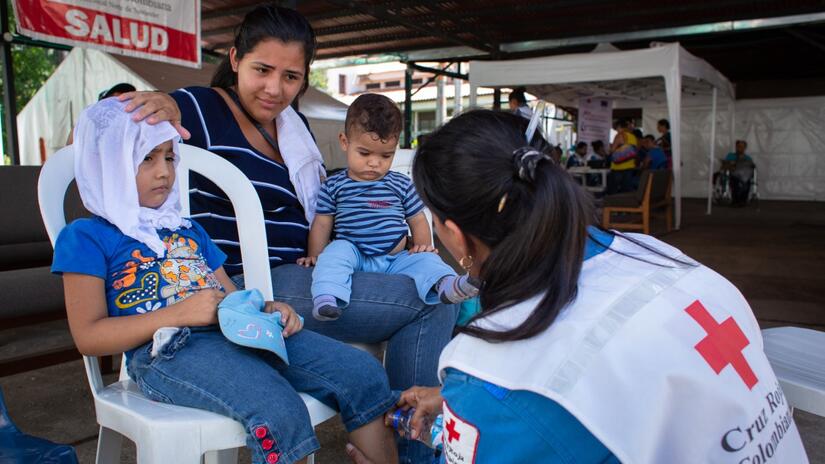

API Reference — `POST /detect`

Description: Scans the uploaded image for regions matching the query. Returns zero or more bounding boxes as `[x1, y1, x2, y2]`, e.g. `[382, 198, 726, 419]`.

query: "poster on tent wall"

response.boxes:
[577, 97, 612, 154]
[12, 0, 201, 68]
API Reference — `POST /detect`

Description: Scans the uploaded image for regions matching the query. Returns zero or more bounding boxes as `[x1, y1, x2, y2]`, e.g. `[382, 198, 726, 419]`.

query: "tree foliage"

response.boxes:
[0, 3, 63, 112]
[309, 69, 329, 93]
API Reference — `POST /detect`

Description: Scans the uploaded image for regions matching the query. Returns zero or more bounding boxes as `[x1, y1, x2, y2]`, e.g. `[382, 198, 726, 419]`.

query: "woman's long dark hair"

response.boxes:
[210, 4, 316, 97]
[414, 110, 594, 342]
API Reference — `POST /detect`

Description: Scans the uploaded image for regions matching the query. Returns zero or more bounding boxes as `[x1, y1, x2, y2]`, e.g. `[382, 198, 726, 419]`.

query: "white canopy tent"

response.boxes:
[17, 47, 348, 168]
[469, 42, 735, 229]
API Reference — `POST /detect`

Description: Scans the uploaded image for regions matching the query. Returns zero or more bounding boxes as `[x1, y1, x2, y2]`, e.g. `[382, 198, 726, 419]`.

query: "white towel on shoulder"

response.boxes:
[275, 106, 326, 224]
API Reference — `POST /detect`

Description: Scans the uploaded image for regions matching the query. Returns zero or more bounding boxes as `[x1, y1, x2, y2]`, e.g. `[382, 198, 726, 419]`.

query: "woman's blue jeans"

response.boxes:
[128, 327, 396, 464]
[267, 264, 458, 464]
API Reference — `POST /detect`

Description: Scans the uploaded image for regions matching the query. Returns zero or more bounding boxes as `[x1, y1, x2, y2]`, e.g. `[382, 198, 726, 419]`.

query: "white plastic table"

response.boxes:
[567, 166, 609, 193]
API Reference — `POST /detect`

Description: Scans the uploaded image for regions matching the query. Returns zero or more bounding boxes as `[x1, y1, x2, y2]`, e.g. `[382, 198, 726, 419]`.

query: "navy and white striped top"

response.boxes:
[317, 170, 424, 256]
[171, 87, 309, 276]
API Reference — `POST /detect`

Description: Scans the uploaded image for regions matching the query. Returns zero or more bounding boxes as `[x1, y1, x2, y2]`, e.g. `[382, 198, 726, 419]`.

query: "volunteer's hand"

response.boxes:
[264, 301, 303, 337]
[395, 386, 443, 440]
[119, 91, 191, 139]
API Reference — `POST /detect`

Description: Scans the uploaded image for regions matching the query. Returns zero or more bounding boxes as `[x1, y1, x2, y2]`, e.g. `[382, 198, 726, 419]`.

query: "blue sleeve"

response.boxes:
[171, 88, 209, 150]
[724, 152, 737, 162]
[315, 180, 336, 215]
[51, 219, 110, 279]
[187, 220, 227, 271]
[439, 369, 618, 464]
[402, 177, 424, 219]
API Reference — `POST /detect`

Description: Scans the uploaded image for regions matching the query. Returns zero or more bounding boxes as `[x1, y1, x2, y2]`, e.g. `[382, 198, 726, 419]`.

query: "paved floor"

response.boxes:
[1, 199, 823, 463]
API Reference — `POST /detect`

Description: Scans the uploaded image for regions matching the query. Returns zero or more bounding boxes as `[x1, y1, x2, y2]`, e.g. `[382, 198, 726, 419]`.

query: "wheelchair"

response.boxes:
[713, 160, 759, 207]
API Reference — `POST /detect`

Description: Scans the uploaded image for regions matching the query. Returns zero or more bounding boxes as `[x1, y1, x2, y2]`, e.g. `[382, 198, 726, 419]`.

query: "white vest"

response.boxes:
[439, 234, 808, 464]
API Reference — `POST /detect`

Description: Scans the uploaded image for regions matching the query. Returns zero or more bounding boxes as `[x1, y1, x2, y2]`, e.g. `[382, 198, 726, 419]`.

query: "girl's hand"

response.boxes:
[393, 386, 443, 440]
[119, 91, 191, 139]
[264, 301, 303, 337]
[178, 288, 225, 326]
[408, 244, 437, 254]
[296, 256, 317, 267]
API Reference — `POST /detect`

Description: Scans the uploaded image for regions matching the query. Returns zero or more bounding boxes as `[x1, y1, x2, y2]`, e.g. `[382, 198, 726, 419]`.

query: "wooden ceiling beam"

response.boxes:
[322, 0, 493, 53]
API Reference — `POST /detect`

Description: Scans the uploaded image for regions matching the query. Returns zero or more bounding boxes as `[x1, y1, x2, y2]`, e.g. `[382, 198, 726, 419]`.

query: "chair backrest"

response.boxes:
[38, 144, 274, 393]
[390, 149, 416, 178]
[649, 170, 671, 203]
[389, 148, 434, 241]
[635, 170, 653, 205]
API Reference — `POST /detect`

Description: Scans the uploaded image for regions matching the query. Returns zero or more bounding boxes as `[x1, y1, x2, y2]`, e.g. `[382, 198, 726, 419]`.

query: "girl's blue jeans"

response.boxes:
[266, 264, 458, 464]
[128, 327, 397, 464]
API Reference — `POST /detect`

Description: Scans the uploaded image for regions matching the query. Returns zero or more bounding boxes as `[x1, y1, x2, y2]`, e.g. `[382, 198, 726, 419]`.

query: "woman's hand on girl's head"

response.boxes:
[118, 91, 191, 140]
[264, 301, 303, 337]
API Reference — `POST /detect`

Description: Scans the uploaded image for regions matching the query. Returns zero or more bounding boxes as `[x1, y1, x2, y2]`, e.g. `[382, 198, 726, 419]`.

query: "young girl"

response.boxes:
[52, 98, 398, 464]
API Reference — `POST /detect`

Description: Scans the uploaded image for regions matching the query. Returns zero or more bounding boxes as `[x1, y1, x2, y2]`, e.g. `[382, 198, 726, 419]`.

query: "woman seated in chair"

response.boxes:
[53, 98, 399, 464]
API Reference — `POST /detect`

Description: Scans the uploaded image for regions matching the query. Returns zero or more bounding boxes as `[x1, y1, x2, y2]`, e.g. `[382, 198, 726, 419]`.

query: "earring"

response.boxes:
[497, 193, 508, 213]
[459, 255, 474, 271]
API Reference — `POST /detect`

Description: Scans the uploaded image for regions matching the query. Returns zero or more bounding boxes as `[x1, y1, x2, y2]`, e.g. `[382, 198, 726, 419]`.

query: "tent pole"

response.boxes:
[665, 71, 682, 230]
[403, 63, 413, 148]
[453, 63, 463, 115]
[706, 87, 717, 215]
[469, 84, 477, 108]
[436, 75, 445, 126]
[1, 0, 20, 164]
[730, 101, 736, 156]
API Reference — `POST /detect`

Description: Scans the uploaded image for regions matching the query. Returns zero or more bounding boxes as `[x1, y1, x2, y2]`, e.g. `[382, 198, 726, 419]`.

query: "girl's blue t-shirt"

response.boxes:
[51, 216, 226, 318]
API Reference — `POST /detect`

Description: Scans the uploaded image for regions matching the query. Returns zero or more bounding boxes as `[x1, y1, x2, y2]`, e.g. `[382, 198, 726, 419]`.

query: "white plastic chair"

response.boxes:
[390, 148, 416, 178]
[762, 327, 825, 417]
[38, 144, 337, 464]
[390, 148, 433, 240]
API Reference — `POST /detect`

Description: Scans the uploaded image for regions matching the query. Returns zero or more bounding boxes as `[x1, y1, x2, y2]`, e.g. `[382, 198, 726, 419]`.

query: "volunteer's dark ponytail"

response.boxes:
[413, 110, 593, 342]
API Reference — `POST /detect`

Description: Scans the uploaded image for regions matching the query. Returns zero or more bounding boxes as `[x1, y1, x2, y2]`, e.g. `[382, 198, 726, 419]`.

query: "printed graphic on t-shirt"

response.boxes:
[113, 233, 220, 311]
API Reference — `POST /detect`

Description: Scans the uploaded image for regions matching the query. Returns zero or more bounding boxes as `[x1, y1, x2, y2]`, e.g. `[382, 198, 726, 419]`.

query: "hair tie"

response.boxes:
[512, 147, 551, 183]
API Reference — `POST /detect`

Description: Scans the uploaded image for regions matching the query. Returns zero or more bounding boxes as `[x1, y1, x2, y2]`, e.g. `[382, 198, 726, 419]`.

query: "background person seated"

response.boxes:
[566, 141, 591, 168]
[720, 140, 756, 206]
[590, 140, 609, 168]
[640, 135, 668, 170]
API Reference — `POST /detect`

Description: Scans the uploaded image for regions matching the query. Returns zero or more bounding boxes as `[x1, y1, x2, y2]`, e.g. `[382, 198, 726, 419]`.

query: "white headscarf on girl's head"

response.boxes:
[73, 98, 190, 258]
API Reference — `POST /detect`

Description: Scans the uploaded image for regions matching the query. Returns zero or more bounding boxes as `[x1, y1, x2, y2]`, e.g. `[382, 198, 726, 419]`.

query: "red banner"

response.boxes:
[12, 0, 200, 68]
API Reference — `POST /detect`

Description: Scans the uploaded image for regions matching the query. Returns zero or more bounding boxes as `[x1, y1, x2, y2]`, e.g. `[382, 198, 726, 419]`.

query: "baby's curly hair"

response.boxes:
[345, 93, 402, 143]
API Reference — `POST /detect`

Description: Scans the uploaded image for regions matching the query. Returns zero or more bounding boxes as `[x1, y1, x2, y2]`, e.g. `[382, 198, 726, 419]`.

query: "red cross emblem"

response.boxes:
[445, 418, 462, 443]
[685, 300, 758, 390]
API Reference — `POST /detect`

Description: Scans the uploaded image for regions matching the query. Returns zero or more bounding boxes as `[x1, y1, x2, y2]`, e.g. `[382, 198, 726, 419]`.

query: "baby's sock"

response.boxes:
[312, 295, 342, 321]
[438, 275, 482, 304]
